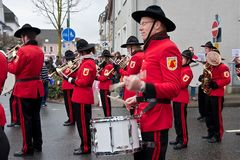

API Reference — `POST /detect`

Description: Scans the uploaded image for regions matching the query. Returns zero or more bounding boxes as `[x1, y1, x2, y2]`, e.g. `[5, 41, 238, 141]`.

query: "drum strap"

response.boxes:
[141, 141, 155, 149]
[16, 77, 40, 82]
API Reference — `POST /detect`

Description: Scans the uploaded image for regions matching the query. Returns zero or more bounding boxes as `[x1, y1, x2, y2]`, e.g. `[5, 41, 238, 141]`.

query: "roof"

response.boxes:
[3, 5, 19, 26]
[37, 29, 58, 44]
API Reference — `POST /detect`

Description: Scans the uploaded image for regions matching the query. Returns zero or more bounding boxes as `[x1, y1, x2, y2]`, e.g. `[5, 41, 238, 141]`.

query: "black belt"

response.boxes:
[136, 97, 171, 104]
[16, 77, 40, 82]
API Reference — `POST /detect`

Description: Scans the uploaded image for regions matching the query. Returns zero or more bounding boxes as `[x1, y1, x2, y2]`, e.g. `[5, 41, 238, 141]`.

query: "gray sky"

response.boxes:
[2, 0, 107, 43]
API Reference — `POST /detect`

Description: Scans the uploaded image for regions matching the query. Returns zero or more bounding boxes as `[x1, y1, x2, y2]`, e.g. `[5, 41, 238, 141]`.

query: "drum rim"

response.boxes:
[90, 115, 140, 123]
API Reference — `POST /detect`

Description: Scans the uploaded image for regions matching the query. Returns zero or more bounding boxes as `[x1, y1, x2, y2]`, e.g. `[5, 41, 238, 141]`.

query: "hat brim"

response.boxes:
[99, 55, 114, 58]
[64, 55, 76, 60]
[77, 44, 95, 52]
[200, 45, 217, 49]
[14, 27, 41, 38]
[121, 42, 144, 48]
[132, 11, 176, 32]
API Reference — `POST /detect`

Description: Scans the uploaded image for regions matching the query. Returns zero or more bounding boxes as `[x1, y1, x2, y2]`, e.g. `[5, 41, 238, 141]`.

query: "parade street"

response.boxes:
[1, 95, 240, 160]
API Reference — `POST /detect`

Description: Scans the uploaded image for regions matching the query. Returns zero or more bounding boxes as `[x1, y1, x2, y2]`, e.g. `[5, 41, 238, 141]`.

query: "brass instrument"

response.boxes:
[6, 44, 23, 61]
[96, 60, 106, 73]
[106, 55, 130, 76]
[201, 63, 212, 94]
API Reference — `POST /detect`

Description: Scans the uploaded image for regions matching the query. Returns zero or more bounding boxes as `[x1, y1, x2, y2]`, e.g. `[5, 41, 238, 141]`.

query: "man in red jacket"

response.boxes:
[169, 50, 194, 150]
[114, 36, 144, 115]
[125, 5, 181, 160]
[66, 39, 96, 155]
[8, 24, 44, 157]
[62, 50, 77, 126]
[203, 50, 230, 143]
[97, 50, 114, 117]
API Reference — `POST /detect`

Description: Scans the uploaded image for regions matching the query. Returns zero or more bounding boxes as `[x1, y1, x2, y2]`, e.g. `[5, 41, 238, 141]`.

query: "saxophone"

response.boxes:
[201, 63, 212, 94]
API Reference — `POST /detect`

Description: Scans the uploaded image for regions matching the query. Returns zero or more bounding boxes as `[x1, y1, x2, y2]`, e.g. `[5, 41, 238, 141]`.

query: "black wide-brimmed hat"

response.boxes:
[76, 39, 95, 52]
[121, 36, 144, 48]
[200, 41, 217, 49]
[64, 50, 75, 60]
[132, 5, 176, 32]
[14, 24, 41, 38]
[99, 49, 113, 57]
[182, 50, 196, 63]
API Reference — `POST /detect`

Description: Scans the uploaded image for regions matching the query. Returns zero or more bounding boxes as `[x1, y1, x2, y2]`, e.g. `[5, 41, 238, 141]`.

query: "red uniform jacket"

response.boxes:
[0, 104, 6, 126]
[173, 65, 193, 104]
[136, 34, 182, 132]
[8, 43, 44, 98]
[209, 63, 231, 96]
[119, 51, 144, 100]
[97, 64, 114, 90]
[0, 52, 7, 94]
[62, 71, 77, 90]
[72, 58, 96, 104]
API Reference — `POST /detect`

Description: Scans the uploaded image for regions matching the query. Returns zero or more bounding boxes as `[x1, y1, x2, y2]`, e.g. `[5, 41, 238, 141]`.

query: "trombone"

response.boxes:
[6, 44, 23, 61]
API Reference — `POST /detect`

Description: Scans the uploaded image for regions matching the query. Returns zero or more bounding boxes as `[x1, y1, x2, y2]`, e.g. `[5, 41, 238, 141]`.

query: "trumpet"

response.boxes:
[55, 58, 81, 78]
[201, 63, 212, 94]
[106, 55, 130, 76]
[6, 44, 23, 61]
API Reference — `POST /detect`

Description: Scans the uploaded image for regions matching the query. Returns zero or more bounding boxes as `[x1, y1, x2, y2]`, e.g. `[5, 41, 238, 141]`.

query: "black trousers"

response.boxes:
[73, 103, 92, 153]
[63, 89, 74, 123]
[9, 93, 20, 123]
[198, 86, 208, 118]
[0, 127, 10, 160]
[134, 130, 168, 160]
[100, 89, 111, 117]
[17, 97, 42, 153]
[173, 102, 188, 145]
[205, 96, 224, 140]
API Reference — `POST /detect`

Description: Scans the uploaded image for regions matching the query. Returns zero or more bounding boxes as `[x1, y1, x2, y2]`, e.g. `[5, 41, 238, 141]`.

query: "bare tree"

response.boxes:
[0, 33, 20, 52]
[31, 0, 92, 57]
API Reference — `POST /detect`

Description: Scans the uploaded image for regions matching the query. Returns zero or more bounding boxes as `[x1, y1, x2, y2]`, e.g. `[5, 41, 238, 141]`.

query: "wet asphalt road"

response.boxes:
[1, 95, 240, 160]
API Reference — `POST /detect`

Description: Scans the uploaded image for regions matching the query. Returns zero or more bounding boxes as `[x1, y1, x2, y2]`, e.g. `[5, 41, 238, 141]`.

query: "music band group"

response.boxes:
[0, 4, 236, 160]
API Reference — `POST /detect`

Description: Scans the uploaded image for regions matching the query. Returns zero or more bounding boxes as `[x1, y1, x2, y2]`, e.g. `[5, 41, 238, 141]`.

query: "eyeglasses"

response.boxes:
[139, 21, 154, 26]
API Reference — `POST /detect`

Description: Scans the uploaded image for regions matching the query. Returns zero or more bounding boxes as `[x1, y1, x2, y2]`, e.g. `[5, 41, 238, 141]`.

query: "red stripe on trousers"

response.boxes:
[12, 97, 17, 122]
[67, 90, 73, 123]
[218, 97, 223, 140]
[104, 90, 110, 117]
[81, 104, 88, 152]
[152, 131, 161, 160]
[17, 98, 28, 153]
[181, 103, 187, 145]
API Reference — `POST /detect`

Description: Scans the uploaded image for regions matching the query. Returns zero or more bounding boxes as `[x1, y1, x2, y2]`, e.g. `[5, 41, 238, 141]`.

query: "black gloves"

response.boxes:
[198, 74, 204, 82]
[113, 63, 120, 72]
[209, 80, 218, 89]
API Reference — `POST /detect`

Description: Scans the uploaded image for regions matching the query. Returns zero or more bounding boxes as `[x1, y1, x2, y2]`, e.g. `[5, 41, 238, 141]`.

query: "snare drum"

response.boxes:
[91, 116, 142, 156]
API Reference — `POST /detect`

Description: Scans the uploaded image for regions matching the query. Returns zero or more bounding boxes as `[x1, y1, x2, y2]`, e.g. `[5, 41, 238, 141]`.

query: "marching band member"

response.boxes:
[62, 50, 76, 126]
[125, 5, 181, 160]
[169, 50, 194, 150]
[113, 36, 144, 115]
[197, 41, 217, 122]
[0, 50, 10, 160]
[96, 50, 114, 117]
[65, 39, 96, 155]
[202, 50, 230, 143]
[8, 24, 44, 157]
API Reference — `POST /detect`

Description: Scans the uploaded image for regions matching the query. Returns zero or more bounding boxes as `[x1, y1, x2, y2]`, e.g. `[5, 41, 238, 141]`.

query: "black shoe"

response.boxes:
[169, 140, 178, 145]
[34, 148, 42, 152]
[173, 143, 187, 150]
[64, 119, 70, 124]
[63, 122, 75, 126]
[14, 150, 34, 157]
[208, 137, 221, 143]
[73, 149, 91, 155]
[197, 116, 204, 120]
[236, 132, 240, 136]
[202, 135, 213, 139]
[7, 123, 16, 127]
[74, 147, 81, 151]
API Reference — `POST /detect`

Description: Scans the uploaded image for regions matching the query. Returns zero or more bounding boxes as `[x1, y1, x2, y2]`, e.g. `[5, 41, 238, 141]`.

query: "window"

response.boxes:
[122, 25, 127, 46]
[50, 46, 53, 52]
[43, 46, 46, 52]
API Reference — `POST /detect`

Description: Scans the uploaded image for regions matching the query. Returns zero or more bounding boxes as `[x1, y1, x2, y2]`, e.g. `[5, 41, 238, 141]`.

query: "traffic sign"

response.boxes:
[211, 21, 219, 38]
[62, 28, 76, 42]
[101, 41, 109, 48]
